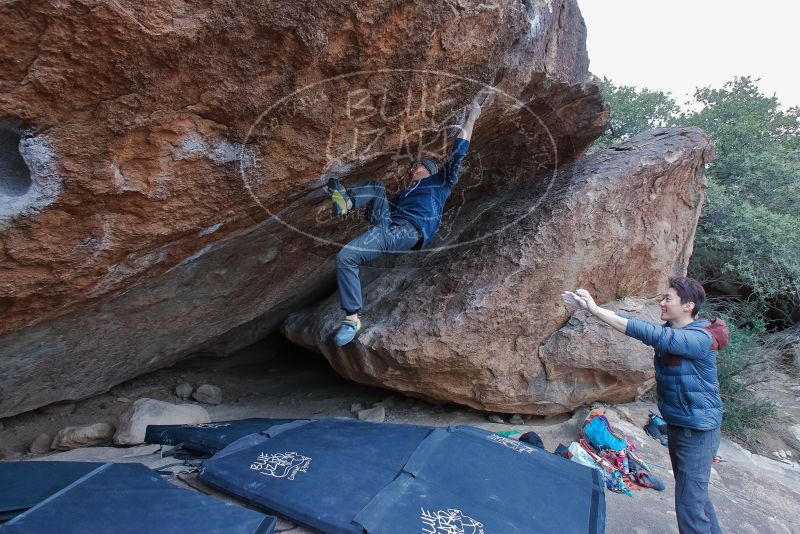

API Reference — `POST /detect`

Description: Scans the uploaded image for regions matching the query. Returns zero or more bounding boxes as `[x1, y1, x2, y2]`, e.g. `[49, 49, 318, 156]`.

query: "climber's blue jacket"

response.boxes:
[392, 138, 470, 248]
[621, 315, 724, 430]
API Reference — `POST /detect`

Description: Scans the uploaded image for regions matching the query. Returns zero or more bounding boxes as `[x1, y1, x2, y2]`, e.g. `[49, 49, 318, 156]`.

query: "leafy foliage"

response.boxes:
[591, 77, 680, 151]
[690, 180, 800, 317]
[681, 77, 800, 213]
[707, 302, 776, 443]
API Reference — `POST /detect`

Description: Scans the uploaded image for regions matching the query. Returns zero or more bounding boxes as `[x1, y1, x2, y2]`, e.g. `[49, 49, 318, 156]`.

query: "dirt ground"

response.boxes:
[2, 337, 799, 533]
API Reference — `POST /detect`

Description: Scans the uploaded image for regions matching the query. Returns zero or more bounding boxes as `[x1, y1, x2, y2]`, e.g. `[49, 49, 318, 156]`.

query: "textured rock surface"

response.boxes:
[283, 128, 714, 414]
[0, 0, 606, 417]
[113, 398, 209, 445]
[537, 298, 661, 411]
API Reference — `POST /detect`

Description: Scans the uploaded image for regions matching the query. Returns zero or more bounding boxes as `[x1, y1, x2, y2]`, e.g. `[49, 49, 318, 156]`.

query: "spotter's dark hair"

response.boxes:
[668, 276, 706, 318]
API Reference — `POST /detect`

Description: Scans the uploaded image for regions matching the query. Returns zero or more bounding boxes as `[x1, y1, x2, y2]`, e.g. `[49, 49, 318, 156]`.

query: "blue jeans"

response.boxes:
[667, 425, 722, 534]
[336, 181, 421, 314]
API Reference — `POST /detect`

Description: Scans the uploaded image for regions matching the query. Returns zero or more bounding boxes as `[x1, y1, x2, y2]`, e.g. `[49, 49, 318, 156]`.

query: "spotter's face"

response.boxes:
[659, 287, 694, 322]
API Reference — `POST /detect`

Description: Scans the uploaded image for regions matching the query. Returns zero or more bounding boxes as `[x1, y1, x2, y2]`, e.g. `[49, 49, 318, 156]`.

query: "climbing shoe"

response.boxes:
[334, 317, 361, 346]
[324, 178, 352, 218]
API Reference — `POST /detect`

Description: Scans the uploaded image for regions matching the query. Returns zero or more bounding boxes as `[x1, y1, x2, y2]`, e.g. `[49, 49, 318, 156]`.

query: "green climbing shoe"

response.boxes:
[325, 178, 352, 218]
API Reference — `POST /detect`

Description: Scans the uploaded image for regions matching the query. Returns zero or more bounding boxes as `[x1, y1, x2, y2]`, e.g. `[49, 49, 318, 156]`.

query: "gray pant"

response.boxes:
[336, 181, 421, 314]
[667, 425, 723, 534]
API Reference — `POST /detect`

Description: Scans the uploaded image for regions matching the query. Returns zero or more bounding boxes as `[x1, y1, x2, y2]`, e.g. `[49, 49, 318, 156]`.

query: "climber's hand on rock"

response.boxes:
[575, 289, 598, 311]
[457, 100, 484, 142]
[561, 291, 583, 310]
[561, 289, 597, 313]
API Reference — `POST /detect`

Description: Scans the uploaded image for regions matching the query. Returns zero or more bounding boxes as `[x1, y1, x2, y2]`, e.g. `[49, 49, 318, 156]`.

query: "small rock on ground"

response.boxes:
[52, 422, 115, 450]
[193, 384, 222, 405]
[175, 382, 194, 399]
[488, 414, 505, 424]
[350, 403, 364, 413]
[29, 433, 53, 454]
[509, 414, 525, 425]
[357, 406, 385, 423]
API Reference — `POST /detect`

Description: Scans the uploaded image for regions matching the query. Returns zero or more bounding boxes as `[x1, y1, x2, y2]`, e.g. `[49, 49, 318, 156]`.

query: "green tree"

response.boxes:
[590, 77, 680, 151]
[681, 78, 800, 319]
[681, 77, 800, 213]
[690, 181, 800, 319]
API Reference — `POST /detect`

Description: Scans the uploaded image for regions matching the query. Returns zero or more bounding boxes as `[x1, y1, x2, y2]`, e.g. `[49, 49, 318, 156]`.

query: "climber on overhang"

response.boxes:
[323, 101, 484, 346]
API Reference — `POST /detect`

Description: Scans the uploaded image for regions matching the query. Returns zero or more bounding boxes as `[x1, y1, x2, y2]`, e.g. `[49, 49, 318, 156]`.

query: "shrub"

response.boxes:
[706, 301, 777, 443]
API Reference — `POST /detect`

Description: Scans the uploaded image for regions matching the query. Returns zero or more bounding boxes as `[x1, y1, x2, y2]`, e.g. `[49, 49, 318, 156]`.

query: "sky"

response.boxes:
[577, 0, 799, 108]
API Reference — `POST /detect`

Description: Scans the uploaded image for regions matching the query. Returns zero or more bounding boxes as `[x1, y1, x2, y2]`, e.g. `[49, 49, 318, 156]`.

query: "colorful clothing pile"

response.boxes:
[562, 408, 665, 496]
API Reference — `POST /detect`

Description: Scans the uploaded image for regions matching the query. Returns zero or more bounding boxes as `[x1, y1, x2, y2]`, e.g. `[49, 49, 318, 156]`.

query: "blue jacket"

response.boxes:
[622, 316, 723, 430]
[392, 138, 470, 248]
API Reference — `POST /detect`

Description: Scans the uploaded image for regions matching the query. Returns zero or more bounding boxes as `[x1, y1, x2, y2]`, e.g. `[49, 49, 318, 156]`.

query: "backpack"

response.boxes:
[703, 318, 729, 351]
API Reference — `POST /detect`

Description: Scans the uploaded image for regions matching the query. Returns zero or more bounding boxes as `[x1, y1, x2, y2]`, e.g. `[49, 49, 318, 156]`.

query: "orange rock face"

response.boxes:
[0, 0, 608, 416]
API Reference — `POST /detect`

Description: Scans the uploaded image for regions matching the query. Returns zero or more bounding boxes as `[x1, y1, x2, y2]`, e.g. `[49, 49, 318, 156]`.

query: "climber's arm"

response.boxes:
[444, 104, 481, 189]
[456, 102, 481, 142]
[561, 289, 629, 333]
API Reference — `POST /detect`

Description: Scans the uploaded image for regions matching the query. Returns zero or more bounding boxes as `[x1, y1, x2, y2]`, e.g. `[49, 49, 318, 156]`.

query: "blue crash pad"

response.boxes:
[356, 425, 605, 533]
[0, 462, 276, 533]
[200, 418, 605, 533]
[0, 462, 98, 522]
[145, 418, 296, 455]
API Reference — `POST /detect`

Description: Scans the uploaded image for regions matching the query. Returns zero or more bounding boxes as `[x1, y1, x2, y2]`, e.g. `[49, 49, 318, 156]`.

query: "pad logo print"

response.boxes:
[420, 508, 485, 534]
[486, 434, 534, 454]
[250, 451, 311, 480]
[188, 422, 232, 429]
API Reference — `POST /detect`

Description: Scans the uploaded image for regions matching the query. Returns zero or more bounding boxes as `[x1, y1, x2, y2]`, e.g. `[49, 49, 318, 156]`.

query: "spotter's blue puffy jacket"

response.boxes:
[391, 138, 470, 248]
[622, 315, 724, 430]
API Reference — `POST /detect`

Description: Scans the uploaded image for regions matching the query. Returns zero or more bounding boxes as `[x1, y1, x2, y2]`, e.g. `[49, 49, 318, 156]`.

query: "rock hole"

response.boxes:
[0, 124, 32, 197]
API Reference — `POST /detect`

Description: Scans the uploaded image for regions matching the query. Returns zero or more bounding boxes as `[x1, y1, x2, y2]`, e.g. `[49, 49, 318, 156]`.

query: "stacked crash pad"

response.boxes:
[0, 461, 98, 523]
[4, 418, 606, 533]
[145, 418, 296, 455]
[0, 461, 276, 533]
[199, 418, 606, 533]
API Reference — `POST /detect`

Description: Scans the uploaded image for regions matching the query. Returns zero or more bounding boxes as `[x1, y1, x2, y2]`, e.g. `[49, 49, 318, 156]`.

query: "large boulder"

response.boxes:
[0, 0, 606, 417]
[283, 128, 714, 414]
